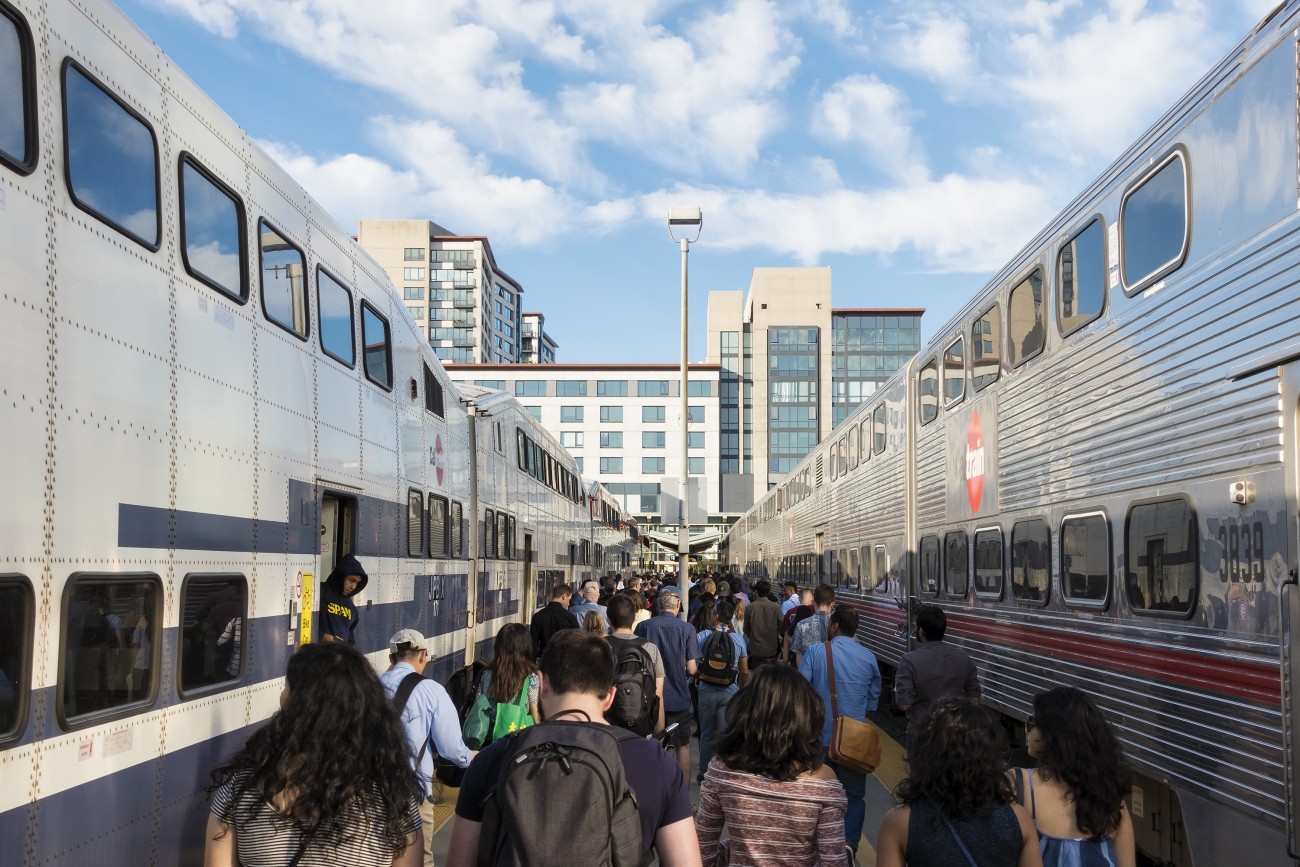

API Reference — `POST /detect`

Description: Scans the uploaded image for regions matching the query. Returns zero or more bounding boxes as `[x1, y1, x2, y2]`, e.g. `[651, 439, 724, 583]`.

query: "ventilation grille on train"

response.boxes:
[815, 456, 823, 487]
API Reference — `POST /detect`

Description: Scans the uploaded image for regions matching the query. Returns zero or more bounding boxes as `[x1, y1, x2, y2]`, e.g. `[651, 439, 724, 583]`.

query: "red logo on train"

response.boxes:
[966, 412, 985, 513]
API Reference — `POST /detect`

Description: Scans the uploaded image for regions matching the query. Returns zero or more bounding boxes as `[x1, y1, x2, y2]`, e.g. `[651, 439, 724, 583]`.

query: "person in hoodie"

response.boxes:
[320, 555, 367, 644]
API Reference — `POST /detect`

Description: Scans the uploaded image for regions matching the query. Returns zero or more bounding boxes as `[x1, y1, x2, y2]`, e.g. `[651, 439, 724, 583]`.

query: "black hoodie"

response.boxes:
[320, 554, 368, 644]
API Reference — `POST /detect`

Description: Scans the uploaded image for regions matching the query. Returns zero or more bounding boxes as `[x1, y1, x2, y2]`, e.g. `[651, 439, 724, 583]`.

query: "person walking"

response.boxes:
[570, 580, 610, 633]
[791, 584, 836, 666]
[695, 599, 748, 783]
[743, 579, 782, 668]
[205, 642, 423, 866]
[798, 605, 881, 860]
[529, 583, 577, 655]
[635, 588, 701, 779]
[875, 697, 1042, 867]
[696, 663, 848, 866]
[379, 630, 475, 867]
[895, 605, 981, 754]
[474, 622, 542, 743]
[1010, 687, 1136, 867]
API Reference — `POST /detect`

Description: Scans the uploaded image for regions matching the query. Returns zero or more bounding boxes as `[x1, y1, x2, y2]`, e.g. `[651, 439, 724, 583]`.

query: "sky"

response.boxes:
[117, 0, 1281, 364]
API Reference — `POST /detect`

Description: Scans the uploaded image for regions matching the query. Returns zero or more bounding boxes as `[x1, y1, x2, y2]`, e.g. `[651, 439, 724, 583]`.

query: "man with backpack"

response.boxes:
[446, 630, 701, 867]
[378, 629, 475, 867]
[606, 593, 664, 735]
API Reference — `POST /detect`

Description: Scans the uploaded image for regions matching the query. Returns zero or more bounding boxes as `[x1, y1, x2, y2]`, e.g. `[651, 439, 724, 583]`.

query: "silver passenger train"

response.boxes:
[725, 3, 1300, 865]
[0, 0, 636, 863]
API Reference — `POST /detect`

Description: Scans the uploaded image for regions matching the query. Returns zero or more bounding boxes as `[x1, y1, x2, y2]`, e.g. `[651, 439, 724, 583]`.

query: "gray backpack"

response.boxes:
[477, 716, 642, 867]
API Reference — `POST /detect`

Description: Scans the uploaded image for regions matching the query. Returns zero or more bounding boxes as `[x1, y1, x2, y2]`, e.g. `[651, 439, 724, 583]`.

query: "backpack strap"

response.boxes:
[392, 671, 431, 764]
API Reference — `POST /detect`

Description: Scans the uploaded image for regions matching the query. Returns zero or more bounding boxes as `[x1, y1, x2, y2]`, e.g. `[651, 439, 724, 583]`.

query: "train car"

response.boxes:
[724, 4, 1300, 865]
[586, 478, 640, 582]
[0, 0, 610, 864]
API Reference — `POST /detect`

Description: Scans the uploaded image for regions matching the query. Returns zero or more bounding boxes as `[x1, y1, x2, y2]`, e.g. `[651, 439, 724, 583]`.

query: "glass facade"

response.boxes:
[830, 313, 922, 427]
[768, 327, 819, 473]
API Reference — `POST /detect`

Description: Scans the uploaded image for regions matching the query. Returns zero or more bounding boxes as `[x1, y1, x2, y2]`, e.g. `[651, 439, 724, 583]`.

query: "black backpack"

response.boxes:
[605, 636, 659, 736]
[698, 628, 738, 686]
[477, 718, 642, 867]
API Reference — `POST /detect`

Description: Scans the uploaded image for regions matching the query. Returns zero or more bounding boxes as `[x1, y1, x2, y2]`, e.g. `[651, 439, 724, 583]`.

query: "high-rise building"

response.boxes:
[706, 268, 922, 508]
[521, 313, 558, 364]
[357, 220, 528, 364]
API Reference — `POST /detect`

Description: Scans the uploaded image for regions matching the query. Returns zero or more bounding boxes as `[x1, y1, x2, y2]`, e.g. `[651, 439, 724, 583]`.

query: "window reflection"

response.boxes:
[945, 532, 969, 597]
[1125, 500, 1196, 614]
[0, 6, 32, 171]
[362, 303, 391, 388]
[0, 578, 31, 740]
[919, 362, 939, 424]
[180, 158, 245, 300]
[974, 530, 1003, 596]
[1058, 219, 1105, 335]
[972, 307, 1000, 391]
[1062, 515, 1109, 603]
[873, 404, 887, 455]
[317, 267, 355, 365]
[1122, 154, 1187, 289]
[63, 63, 158, 248]
[179, 576, 245, 693]
[1008, 271, 1044, 367]
[259, 220, 307, 337]
[63, 577, 160, 719]
[943, 337, 965, 404]
[1012, 520, 1051, 604]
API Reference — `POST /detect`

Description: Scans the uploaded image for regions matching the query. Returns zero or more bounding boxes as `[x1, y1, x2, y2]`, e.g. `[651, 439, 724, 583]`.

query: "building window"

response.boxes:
[688, 380, 713, 396]
[1125, 499, 1196, 615]
[403, 247, 425, 261]
[560, 431, 583, 448]
[1009, 270, 1045, 367]
[556, 381, 587, 396]
[687, 406, 704, 423]
[515, 381, 546, 397]
[560, 406, 584, 423]
[643, 431, 665, 449]
[643, 406, 666, 423]
[317, 267, 355, 367]
[403, 286, 424, 300]
[574, 456, 583, 472]
[1059, 218, 1107, 335]
[179, 155, 246, 301]
[971, 306, 1000, 392]
[637, 380, 670, 397]
[407, 305, 424, 320]
[1012, 519, 1051, 604]
[597, 380, 628, 397]
[178, 575, 245, 695]
[360, 301, 392, 390]
[1121, 151, 1188, 291]
[600, 406, 623, 423]
[259, 220, 308, 338]
[63, 61, 159, 249]
[403, 267, 425, 280]
[687, 431, 705, 449]
[600, 457, 623, 474]
[642, 457, 665, 474]
[688, 457, 705, 474]
[62, 575, 162, 723]
[600, 431, 623, 448]
[523, 406, 541, 421]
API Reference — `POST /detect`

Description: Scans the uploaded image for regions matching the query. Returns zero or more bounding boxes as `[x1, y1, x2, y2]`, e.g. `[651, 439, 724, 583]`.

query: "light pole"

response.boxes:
[667, 206, 702, 621]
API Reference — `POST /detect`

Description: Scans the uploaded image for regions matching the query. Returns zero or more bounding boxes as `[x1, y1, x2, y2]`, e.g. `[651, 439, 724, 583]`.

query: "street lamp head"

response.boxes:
[667, 206, 703, 244]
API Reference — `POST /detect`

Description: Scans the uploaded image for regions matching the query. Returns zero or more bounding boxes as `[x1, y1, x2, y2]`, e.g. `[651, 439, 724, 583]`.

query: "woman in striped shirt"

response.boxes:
[695, 664, 848, 866]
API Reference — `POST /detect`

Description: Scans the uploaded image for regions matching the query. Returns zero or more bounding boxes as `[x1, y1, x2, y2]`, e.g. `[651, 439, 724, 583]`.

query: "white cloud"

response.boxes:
[816, 75, 927, 183]
[887, 14, 980, 90]
[803, 0, 858, 37]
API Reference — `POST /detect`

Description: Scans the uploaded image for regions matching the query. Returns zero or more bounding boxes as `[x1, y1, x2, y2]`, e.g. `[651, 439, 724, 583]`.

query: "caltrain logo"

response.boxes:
[432, 435, 445, 486]
[966, 411, 985, 513]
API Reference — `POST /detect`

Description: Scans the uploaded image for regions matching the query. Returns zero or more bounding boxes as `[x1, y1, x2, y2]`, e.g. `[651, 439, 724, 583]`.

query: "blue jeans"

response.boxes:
[697, 683, 735, 776]
[829, 758, 867, 851]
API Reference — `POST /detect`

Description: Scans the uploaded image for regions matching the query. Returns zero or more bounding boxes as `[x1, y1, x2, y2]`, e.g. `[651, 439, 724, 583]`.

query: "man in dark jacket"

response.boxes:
[319, 554, 367, 644]
[529, 583, 577, 655]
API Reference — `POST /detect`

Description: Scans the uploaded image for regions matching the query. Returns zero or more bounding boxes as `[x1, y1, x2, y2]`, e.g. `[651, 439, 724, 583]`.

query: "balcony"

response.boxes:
[451, 329, 475, 347]
[451, 291, 475, 308]
[453, 259, 476, 270]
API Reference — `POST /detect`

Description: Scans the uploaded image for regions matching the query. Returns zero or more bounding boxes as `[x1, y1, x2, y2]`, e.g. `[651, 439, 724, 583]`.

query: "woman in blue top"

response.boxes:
[695, 599, 748, 782]
[1010, 687, 1136, 867]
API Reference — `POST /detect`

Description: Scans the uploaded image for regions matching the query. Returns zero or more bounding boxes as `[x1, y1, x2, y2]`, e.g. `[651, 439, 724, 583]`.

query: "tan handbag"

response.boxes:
[825, 641, 882, 774]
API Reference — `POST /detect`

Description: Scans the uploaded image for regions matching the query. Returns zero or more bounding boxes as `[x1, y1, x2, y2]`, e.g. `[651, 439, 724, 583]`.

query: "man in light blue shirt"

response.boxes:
[380, 629, 475, 867]
[779, 580, 800, 616]
[799, 606, 881, 860]
[569, 580, 610, 633]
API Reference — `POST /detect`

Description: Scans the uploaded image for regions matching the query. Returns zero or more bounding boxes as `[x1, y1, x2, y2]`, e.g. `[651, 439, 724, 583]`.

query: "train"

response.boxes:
[724, 3, 1300, 865]
[0, 0, 637, 863]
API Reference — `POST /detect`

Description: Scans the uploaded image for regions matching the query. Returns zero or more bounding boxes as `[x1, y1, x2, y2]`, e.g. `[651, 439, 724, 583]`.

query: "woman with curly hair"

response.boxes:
[876, 697, 1042, 867]
[205, 642, 423, 866]
[476, 622, 541, 734]
[1010, 687, 1135, 867]
[695, 663, 848, 866]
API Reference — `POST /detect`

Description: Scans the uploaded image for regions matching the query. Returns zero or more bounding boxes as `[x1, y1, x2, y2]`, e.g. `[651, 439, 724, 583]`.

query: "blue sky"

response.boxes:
[120, 0, 1278, 363]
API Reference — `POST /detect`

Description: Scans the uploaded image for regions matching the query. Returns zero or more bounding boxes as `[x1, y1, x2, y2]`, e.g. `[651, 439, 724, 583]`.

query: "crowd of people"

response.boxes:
[202, 564, 1137, 867]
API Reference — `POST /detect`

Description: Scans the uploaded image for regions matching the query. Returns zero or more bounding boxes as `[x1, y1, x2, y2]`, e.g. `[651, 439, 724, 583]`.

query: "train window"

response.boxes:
[847, 547, 860, 589]
[317, 267, 355, 366]
[873, 404, 887, 455]
[943, 337, 965, 405]
[517, 429, 529, 472]
[1008, 270, 1045, 367]
[258, 220, 308, 337]
[450, 500, 464, 557]
[61, 575, 162, 726]
[838, 436, 848, 477]
[179, 156, 247, 301]
[920, 535, 940, 596]
[1057, 218, 1106, 336]
[944, 532, 969, 597]
[1121, 151, 1188, 292]
[1125, 499, 1196, 616]
[1011, 519, 1051, 605]
[858, 419, 870, 464]
[483, 508, 496, 558]
[918, 361, 939, 425]
[178, 575, 245, 696]
[874, 546, 889, 594]
[0, 576, 33, 745]
[424, 364, 444, 417]
[361, 302, 393, 390]
[429, 495, 449, 557]
[0, 2, 35, 174]
[498, 511, 510, 560]
[407, 489, 424, 558]
[507, 515, 517, 560]
[828, 444, 837, 482]
[974, 528, 1004, 598]
[1061, 513, 1110, 605]
[972, 306, 1001, 392]
[63, 61, 159, 250]
[847, 425, 858, 471]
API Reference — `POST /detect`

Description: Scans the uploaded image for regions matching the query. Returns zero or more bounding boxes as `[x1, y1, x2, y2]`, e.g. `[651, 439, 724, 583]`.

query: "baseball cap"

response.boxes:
[658, 585, 680, 597]
[389, 628, 426, 654]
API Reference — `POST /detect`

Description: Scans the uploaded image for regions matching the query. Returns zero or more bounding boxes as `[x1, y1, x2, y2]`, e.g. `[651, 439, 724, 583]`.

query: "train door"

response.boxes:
[815, 532, 826, 584]
[1283, 363, 1300, 858]
[317, 493, 355, 643]
[568, 541, 577, 587]
[523, 532, 537, 615]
